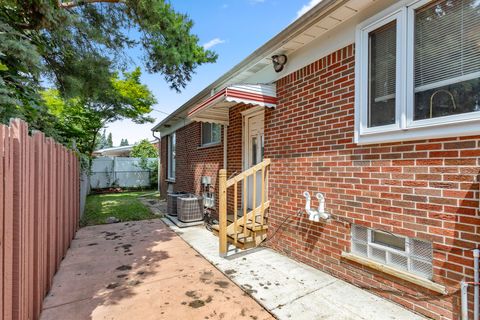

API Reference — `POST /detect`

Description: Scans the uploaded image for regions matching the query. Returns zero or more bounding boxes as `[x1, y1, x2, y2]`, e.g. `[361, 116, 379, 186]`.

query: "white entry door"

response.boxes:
[245, 111, 264, 210]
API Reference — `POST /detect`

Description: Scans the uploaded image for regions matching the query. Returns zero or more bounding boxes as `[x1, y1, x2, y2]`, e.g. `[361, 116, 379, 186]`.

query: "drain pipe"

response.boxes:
[223, 125, 227, 169]
[474, 249, 479, 320]
[462, 281, 469, 320]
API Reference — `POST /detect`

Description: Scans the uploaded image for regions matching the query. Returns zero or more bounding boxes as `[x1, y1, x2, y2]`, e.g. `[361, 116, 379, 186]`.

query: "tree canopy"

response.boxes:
[131, 139, 158, 159]
[119, 138, 129, 146]
[41, 68, 157, 156]
[0, 0, 217, 158]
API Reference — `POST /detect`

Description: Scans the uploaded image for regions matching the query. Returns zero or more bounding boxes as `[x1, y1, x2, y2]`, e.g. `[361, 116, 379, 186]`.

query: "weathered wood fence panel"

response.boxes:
[1, 119, 80, 320]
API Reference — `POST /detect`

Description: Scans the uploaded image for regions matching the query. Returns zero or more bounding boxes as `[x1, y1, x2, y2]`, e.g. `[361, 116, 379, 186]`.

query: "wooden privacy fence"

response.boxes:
[0, 119, 80, 320]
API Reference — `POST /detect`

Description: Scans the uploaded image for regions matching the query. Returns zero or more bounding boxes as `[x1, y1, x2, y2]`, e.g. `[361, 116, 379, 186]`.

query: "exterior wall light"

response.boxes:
[272, 54, 288, 73]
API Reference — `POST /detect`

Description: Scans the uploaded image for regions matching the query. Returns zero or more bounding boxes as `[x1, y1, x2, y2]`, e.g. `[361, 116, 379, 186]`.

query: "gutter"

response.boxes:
[151, 0, 340, 132]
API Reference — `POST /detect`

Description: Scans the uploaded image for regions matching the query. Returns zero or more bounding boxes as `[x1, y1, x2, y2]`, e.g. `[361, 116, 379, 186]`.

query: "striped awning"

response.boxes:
[188, 84, 277, 125]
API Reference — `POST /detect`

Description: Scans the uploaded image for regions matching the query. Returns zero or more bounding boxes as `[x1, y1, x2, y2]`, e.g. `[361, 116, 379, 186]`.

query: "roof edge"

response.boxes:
[152, 0, 339, 132]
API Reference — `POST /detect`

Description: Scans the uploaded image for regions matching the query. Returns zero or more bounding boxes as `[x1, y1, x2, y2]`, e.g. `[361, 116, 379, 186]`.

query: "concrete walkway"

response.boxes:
[163, 219, 426, 320]
[40, 219, 274, 320]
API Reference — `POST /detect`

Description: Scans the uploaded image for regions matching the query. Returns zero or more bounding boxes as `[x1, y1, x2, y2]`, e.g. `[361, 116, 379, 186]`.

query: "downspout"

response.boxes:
[462, 281, 469, 320]
[461, 249, 480, 320]
[475, 249, 479, 320]
[223, 125, 227, 170]
[152, 130, 161, 193]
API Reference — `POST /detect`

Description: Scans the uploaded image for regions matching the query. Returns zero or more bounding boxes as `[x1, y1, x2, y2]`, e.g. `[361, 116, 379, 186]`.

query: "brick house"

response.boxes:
[152, 0, 480, 318]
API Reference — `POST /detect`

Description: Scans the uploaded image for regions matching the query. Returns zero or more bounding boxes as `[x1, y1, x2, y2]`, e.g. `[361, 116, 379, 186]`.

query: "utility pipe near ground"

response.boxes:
[462, 249, 480, 320]
[474, 249, 479, 320]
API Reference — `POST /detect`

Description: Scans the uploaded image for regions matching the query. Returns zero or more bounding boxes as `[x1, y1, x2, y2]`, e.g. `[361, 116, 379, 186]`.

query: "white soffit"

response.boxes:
[240, 0, 375, 77]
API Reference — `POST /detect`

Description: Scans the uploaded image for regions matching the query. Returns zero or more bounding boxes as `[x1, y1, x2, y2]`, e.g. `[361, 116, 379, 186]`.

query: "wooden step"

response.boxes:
[211, 226, 253, 249]
[238, 220, 268, 231]
[228, 214, 267, 225]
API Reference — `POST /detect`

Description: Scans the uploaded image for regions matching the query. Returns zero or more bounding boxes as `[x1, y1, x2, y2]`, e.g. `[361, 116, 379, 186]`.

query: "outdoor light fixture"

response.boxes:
[272, 54, 287, 73]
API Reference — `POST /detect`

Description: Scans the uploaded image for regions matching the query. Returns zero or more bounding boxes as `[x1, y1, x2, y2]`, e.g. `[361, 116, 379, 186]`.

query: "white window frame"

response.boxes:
[167, 132, 176, 180]
[201, 122, 221, 147]
[355, 0, 480, 144]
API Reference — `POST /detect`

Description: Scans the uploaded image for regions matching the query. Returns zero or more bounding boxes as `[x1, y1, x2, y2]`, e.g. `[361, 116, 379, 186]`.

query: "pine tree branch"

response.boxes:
[59, 0, 125, 9]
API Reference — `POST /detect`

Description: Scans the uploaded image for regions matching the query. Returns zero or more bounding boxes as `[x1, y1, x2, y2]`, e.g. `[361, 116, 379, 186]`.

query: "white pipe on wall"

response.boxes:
[223, 125, 227, 169]
[462, 281, 469, 320]
[474, 249, 479, 320]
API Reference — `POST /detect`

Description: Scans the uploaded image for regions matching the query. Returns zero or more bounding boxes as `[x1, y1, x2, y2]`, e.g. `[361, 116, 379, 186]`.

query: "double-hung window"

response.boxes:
[167, 133, 176, 180]
[355, 0, 480, 144]
[201, 123, 221, 146]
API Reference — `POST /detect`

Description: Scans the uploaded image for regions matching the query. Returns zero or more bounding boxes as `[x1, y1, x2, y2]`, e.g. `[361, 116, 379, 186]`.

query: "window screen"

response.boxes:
[201, 123, 221, 146]
[414, 0, 480, 120]
[368, 20, 397, 127]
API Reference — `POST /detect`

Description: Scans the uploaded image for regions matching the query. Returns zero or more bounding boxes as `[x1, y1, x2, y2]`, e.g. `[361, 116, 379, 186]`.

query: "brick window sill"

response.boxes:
[341, 252, 446, 294]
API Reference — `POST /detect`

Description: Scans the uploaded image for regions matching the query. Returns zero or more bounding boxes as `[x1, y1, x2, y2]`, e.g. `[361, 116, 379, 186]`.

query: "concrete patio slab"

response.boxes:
[162, 218, 427, 320]
[40, 219, 274, 320]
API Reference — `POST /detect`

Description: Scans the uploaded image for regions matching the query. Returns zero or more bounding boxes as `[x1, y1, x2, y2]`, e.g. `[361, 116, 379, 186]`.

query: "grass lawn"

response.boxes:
[82, 191, 158, 226]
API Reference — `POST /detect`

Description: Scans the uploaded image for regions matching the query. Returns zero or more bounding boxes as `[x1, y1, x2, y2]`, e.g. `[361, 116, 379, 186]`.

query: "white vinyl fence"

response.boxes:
[90, 157, 157, 189]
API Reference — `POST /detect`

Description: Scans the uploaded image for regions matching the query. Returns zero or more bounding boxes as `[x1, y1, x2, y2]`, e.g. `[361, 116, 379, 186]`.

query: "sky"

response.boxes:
[107, 0, 322, 146]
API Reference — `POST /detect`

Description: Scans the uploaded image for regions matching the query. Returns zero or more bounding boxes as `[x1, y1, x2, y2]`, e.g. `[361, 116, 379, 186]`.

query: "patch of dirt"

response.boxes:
[200, 270, 213, 284]
[188, 300, 205, 308]
[224, 269, 236, 275]
[185, 291, 199, 299]
[128, 280, 141, 286]
[106, 282, 120, 289]
[214, 280, 229, 289]
[116, 265, 132, 271]
[242, 284, 257, 295]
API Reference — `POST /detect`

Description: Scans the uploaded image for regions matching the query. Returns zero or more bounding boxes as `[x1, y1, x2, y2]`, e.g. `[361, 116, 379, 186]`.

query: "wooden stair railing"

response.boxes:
[217, 158, 270, 256]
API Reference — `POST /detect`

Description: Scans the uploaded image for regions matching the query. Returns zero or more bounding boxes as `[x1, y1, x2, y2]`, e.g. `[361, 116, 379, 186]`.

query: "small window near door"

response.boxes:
[201, 123, 221, 146]
[251, 136, 258, 165]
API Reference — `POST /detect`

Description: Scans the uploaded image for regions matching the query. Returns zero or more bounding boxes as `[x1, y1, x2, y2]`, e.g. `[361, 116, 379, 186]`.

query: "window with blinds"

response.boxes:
[368, 21, 397, 127]
[354, 0, 480, 144]
[414, 0, 480, 120]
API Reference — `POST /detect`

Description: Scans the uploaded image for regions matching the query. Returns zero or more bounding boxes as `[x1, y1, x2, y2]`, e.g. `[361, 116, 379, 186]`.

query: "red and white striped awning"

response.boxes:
[188, 84, 277, 125]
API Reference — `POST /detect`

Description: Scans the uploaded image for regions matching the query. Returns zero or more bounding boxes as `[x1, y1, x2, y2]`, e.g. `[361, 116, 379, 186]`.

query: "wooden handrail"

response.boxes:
[226, 158, 271, 188]
[219, 169, 227, 257]
[218, 158, 271, 256]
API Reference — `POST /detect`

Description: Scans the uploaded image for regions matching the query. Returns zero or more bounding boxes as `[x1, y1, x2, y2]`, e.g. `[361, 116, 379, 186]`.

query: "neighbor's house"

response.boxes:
[152, 1, 480, 319]
[93, 140, 159, 157]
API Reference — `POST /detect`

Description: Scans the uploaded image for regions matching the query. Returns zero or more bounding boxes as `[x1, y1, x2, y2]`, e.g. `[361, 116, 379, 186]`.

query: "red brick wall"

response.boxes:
[159, 122, 224, 203]
[158, 104, 258, 214]
[265, 44, 480, 320]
